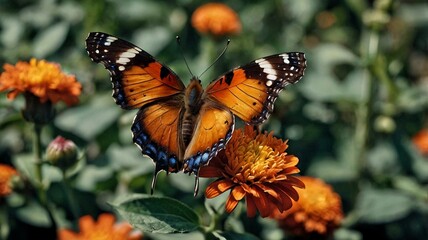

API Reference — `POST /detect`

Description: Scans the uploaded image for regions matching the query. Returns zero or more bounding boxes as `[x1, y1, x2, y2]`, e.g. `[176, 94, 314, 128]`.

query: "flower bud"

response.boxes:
[46, 136, 78, 171]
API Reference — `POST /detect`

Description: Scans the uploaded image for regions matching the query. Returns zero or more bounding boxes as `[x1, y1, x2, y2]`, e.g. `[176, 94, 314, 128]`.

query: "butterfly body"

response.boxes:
[85, 32, 306, 192]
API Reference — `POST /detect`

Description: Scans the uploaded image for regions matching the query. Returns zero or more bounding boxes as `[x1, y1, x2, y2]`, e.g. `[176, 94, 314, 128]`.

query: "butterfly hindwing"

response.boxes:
[132, 98, 184, 173]
[86, 32, 185, 109]
[205, 52, 306, 124]
[183, 101, 234, 173]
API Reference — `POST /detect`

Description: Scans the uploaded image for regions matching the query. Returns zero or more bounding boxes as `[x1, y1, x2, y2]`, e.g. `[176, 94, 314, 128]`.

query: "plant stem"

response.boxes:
[33, 124, 57, 231]
[63, 172, 80, 222]
[355, 29, 379, 174]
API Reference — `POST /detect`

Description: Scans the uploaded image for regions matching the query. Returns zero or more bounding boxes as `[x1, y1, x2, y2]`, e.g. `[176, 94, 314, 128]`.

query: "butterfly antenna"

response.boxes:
[199, 39, 231, 79]
[176, 36, 194, 77]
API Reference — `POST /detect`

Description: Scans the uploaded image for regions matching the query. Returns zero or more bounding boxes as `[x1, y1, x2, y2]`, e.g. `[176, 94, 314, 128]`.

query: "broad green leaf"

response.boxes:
[75, 165, 114, 191]
[111, 194, 201, 233]
[13, 154, 62, 187]
[106, 144, 152, 172]
[146, 232, 204, 240]
[0, 17, 24, 48]
[355, 189, 414, 224]
[33, 22, 69, 58]
[366, 141, 400, 176]
[342, 69, 370, 103]
[55, 94, 121, 140]
[213, 231, 260, 240]
[16, 201, 52, 227]
[133, 27, 172, 55]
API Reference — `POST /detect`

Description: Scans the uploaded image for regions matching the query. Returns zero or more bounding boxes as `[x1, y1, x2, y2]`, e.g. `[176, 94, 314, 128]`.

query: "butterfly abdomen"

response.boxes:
[182, 113, 197, 146]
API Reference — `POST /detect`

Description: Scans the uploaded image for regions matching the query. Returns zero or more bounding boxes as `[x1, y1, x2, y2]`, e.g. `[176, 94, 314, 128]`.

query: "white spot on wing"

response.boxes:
[259, 61, 278, 78]
[127, 48, 140, 54]
[106, 36, 118, 42]
[266, 80, 273, 86]
[119, 51, 136, 59]
[117, 57, 130, 64]
[104, 41, 111, 46]
[263, 68, 277, 75]
[118, 66, 125, 71]
[267, 74, 277, 80]
[280, 53, 290, 64]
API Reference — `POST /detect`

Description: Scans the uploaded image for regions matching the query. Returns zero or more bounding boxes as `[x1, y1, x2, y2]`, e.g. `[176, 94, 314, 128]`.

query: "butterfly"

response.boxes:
[85, 32, 306, 194]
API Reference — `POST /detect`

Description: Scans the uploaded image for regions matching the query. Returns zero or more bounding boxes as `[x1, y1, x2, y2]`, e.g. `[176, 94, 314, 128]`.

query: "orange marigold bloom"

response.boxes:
[199, 126, 304, 218]
[0, 164, 18, 197]
[191, 3, 241, 36]
[58, 213, 142, 240]
[271, 176, 343, 236]
[0, 58, 81, 106]
[412, 129, 428, 155]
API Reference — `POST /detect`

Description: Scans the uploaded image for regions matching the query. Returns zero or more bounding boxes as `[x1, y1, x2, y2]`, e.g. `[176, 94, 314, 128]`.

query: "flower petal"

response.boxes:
[231, 185, 246, 201]
[79, 215, 96, 233]
[246, 195, 258, 217]
[225, 192, 239, 213]
[205, 179, 233, 198]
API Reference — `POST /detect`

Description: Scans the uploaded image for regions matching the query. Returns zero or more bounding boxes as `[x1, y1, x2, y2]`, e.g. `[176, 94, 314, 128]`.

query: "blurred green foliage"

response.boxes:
[1, 0, 428, 240]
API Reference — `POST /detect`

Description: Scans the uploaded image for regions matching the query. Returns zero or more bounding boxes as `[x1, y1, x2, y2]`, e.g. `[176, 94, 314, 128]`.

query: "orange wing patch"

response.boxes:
[132, 100, 184, 172]
[206, 69, 268, 123]
[183, 101, 234, 173]
[119, 65, 184, 109]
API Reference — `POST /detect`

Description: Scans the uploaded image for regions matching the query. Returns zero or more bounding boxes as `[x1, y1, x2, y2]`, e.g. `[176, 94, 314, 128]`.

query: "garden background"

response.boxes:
[0, 0, 427, 239]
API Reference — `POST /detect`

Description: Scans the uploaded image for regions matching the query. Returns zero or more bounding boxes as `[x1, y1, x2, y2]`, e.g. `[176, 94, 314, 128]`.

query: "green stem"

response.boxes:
[33, 124, 57, 231]
[0, 205, 7, 240]
[355, 29, 379, 174]
[63, 172, 80, 222]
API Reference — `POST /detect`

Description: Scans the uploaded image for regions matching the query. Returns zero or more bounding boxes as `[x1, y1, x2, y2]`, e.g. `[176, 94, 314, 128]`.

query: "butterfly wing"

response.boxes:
[86, 32, 185, 109]
[132, 97, 185, 174]
[182, 100, 234, 174]
[205, 52, 306, 124]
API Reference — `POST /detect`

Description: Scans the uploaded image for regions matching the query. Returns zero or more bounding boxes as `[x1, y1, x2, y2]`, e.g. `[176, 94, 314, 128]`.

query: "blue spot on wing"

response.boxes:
[184, 123, 234, 174]
[132, 115, 181, 173]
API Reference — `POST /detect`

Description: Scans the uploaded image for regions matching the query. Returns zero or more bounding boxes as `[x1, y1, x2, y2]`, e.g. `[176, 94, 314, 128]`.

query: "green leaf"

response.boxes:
[75, 165, 114, 191]
[111, 194, 201, 233]
[33, 21, 69, 58]
[132, 27, 172, 55]
[16, 201, 52, 227]
[212, 231, 260, 240]
[355, 189, 414, 224]
[13, 154, 62, 187]
[55, 94, 121, 140]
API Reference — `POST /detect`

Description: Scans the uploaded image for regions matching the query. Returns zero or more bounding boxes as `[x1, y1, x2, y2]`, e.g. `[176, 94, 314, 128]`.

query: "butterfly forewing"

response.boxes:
[85, 32, 185, 109]
[205, 52, 306, 124]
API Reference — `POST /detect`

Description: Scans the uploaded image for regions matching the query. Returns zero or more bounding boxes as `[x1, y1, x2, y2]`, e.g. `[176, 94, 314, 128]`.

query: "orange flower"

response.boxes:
[412, 129, 428, 155]
[0, 58, 81, 106]
[0, 164, 18, 197]
[199, 126, 304, 218]
[271, 176, 343, 236]
[191, 3, 241, 36]
[58, 213, 142, 240]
